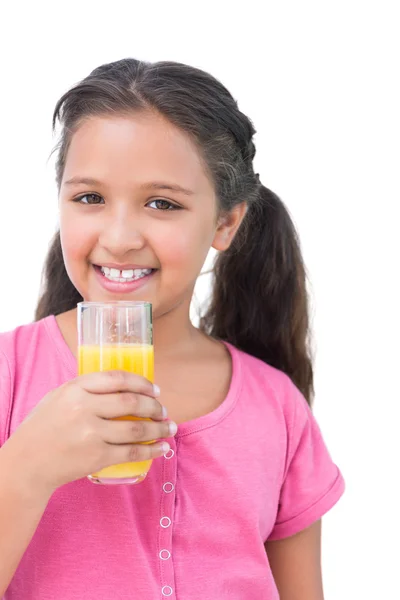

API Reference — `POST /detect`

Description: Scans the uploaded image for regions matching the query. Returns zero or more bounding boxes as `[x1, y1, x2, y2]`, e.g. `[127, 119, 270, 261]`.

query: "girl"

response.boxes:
[0, 58, 344, 599]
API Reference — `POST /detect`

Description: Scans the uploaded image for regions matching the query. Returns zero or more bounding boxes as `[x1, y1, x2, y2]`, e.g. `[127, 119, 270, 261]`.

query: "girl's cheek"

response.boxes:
[163, 235, 192, 265]
[161, 232, 210, 278]
[60, 221, 95, 264]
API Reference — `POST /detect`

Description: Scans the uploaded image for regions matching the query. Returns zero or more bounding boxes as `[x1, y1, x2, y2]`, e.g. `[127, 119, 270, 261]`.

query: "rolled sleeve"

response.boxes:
[267, 379, 345, 541]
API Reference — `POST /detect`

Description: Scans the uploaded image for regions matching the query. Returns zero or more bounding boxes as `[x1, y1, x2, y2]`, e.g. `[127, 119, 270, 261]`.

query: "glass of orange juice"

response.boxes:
[77, 301, 154, 485]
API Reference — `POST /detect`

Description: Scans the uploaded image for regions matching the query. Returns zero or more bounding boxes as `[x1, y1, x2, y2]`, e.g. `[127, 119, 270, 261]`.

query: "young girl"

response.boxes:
[0, 58, 344, 599]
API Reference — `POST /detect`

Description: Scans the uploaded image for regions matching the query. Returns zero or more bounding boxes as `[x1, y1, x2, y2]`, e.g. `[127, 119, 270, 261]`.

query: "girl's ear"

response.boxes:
[212, 202, 248, 252]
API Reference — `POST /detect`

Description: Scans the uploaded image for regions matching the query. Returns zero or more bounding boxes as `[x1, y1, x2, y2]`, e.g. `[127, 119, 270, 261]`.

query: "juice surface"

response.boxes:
[78, 344, 155, 479]
[78, 343, 154, 379]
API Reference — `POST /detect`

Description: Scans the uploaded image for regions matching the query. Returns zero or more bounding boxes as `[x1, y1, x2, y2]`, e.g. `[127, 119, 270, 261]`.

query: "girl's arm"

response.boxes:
[265, 520, 324, 600]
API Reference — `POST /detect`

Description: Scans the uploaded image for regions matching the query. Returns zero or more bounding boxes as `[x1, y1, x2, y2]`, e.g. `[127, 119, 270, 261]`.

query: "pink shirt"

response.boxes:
[0, 316, 345, 599]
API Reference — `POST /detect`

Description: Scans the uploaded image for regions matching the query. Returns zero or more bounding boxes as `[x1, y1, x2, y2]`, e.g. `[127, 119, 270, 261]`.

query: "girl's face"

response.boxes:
[58, 112, 244, 319]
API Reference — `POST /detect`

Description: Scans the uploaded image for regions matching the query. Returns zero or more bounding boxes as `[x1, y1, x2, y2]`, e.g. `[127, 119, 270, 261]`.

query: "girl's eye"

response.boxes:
[74, 193, 104, 205]
[147, 199, 180, 211]
[73, 196, 179, 210]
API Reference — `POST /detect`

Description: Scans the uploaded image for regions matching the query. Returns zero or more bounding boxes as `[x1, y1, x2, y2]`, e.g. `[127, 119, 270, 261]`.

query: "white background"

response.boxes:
[0, 1, 399, 598]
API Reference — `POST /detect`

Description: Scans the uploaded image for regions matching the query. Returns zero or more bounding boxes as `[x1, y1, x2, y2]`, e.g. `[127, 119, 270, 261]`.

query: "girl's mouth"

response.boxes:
[93, 265, 156, 293]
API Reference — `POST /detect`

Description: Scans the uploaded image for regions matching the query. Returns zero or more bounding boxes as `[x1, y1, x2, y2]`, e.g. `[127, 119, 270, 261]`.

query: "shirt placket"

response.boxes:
[158, 436, 177, 598]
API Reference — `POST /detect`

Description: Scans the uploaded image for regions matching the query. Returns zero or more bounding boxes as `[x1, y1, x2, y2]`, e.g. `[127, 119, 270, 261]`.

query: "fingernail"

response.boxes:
[153, 384, 161, 397]
[169, 421, 178, 436]
[161, 441, 170, 453]
[162, 406, 168, 419]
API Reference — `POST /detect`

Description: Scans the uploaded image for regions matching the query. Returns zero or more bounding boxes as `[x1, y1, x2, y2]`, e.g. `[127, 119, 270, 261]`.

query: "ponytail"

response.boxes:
[35, 231, 82, 321]
[199, 184, 315, 406]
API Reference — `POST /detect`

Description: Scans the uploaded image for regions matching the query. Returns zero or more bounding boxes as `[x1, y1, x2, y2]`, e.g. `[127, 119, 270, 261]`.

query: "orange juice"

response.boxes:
[78, 344, 155, 483]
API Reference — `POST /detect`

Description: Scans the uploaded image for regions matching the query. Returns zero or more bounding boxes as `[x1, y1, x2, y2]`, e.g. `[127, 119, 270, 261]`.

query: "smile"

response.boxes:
[100, 266, 153, 282]
[93, 265, 156, 293]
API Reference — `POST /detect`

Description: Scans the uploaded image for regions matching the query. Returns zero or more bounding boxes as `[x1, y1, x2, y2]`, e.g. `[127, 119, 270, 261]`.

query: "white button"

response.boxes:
[162, 585, 173, 596]
[164, 448, 174, 459]
[160, 516, 171, 528]
[163, 482, 174, 493]
[159, 549, 171, 560]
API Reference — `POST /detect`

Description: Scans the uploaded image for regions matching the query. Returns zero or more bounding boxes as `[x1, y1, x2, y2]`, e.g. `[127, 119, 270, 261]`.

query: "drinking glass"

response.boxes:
[77, 301, 154, 485]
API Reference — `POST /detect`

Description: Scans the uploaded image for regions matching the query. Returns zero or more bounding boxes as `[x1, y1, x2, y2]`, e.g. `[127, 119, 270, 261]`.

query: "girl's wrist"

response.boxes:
[0, 440, 56, 503]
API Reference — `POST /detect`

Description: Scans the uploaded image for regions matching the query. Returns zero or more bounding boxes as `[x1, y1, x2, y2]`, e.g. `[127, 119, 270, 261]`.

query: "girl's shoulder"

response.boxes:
[232, 343, 345, 541]
[229, 341, 306, 421]
[0, 316, 75, 446]
[0, 316, 55, 365]
[0, 314, 75, 383]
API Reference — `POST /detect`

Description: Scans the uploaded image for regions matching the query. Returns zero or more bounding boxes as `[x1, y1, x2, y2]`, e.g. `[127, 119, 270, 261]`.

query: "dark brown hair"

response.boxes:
[35, 58, 315, 405]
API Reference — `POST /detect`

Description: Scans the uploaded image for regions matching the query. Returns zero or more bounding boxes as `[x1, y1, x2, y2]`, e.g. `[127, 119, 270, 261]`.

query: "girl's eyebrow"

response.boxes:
[140, 182, 194, 196]
[64, 176, 194, 197]
[64, 176, 102, 187]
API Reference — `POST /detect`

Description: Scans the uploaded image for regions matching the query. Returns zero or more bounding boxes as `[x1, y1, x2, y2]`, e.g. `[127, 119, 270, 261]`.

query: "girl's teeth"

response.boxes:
[100, 266, 152, 282]
[122, 269, 134, 278]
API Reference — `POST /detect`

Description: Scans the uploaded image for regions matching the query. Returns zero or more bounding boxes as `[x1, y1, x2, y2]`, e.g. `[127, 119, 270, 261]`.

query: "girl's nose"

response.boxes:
[98, 215, 146, 256]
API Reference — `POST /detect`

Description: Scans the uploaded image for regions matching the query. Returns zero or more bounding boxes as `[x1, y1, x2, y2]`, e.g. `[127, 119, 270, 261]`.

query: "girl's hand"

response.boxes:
[3, 370, 175, 494]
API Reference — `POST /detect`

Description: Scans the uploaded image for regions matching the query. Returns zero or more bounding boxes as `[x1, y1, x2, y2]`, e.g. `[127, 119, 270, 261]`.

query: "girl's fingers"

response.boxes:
[99, 416, 175, 444]
[104, 439, 171, 467]
[77, 370, 158, 399]
[90, 391, 166, 421]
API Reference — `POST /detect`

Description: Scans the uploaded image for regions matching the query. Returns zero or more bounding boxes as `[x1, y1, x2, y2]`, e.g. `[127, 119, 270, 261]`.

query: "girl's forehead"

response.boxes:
[69, 113, 196, 161]
[63, 113, 212, 194]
